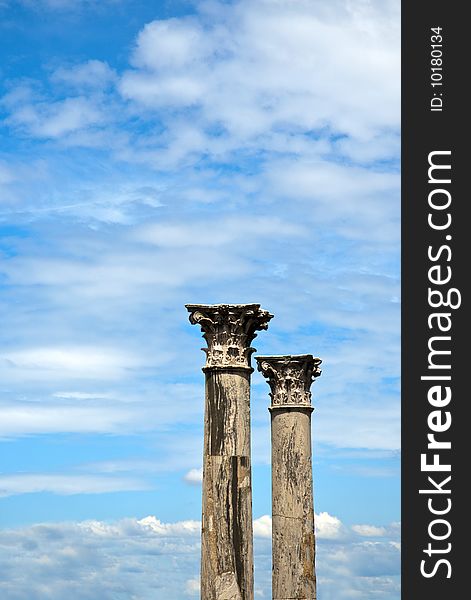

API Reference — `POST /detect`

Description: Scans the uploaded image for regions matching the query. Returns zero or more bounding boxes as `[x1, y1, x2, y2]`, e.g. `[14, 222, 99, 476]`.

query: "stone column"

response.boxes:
[256, 355, 322, 600]
[186, 304, 273, 600]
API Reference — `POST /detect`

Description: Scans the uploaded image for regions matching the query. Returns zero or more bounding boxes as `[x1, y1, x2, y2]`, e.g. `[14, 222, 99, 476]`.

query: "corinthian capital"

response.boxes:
[186, 303, 273, 370]
[256, 355, 322, 409]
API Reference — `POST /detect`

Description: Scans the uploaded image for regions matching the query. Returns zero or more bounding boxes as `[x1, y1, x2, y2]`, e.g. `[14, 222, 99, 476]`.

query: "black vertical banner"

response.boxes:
[402, 2, 466, 599]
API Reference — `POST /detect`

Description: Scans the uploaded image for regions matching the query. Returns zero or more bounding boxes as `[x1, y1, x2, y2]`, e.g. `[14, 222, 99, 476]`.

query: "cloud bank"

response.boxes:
[0, 513, 400, 599]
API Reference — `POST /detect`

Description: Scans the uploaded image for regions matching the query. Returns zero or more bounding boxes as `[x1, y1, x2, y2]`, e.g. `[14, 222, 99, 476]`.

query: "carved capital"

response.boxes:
[256, 355, 322, 409]
[186, 304, 273, 370]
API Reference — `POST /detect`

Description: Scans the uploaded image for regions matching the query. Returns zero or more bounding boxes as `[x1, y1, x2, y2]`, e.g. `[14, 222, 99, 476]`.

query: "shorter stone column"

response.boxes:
[256, 355, 322, 600]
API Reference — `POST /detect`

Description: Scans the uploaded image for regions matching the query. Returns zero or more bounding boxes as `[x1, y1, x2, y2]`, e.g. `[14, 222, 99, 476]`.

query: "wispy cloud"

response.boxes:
[352, 524, 388, 537]
[50, 60, 116, 90]
[12, 0, 122, 11]
[1, 346, 144, 379]
[0, 402, 134, 438]
[120, 0, 399, 148]
[6, 96, 104, 138]
[0, 473, 150, 497]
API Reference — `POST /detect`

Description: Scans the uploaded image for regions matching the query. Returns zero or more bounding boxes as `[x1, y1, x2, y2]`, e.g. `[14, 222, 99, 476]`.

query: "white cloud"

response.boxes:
[0, 514, 399, 599]
[138, 516, 200, 536]
[51, 60, 116, 90]
[264, 159, 399, 244]
[0, 381, 205, 439]
[185, 578, 200, 596]
[0, 217, 400, 450]
[7, 96, 104, 138]
[130, 19, 210, 71]
[253, 512, 349, 541]
[352, 525, 387, 537]
[0, 474, 150, 497]
[120, 71, 205, 108]
[16, 0, 121, 10]
[119, 0, 399, 151]
[183, 468, 203, 486]
[0, 198, 399, 450]
[1, 346, 143, 380]
[4, 0, 399, 161]
[316, 512, 347, 540]
[0, 515, 201, 599]
[52, 391, 113, 400]
[1, 240, 253, 294]
[0, 161, 15, 185]
[0, 403, 133, 438]
[133, 216, 305, 248]
[313, 400, 400, 452]
[253, 515, 271, 538]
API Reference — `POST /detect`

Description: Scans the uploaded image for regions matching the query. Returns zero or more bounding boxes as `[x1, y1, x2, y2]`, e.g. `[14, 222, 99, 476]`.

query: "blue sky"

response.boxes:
[0, 0, 400, 598]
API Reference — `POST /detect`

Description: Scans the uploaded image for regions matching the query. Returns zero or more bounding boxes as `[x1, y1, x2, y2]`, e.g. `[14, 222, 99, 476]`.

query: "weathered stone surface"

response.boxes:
[187, 304, 273, 600]
[201, 371, 252, 600]
[257, 355, 321, 408]
[256, 355, 322, 600]
[271, 410, 316, 600]
[186, 304, 273, 370]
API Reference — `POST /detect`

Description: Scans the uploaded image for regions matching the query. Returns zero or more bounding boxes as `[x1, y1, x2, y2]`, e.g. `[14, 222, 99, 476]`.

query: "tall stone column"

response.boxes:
[256, 355, 322, 600]
[186, 304, 273, 600]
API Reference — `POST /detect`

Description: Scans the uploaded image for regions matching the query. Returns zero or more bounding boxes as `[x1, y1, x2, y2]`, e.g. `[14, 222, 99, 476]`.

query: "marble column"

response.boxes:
[186, 304, 273, 600]
[256, 355, 322, 600]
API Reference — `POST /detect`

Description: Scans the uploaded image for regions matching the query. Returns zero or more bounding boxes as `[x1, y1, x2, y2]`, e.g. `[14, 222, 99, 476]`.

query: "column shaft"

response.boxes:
[202, 369, 252, 600]
[271, 408, 315, 600]
[256, 355, 322, 600]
